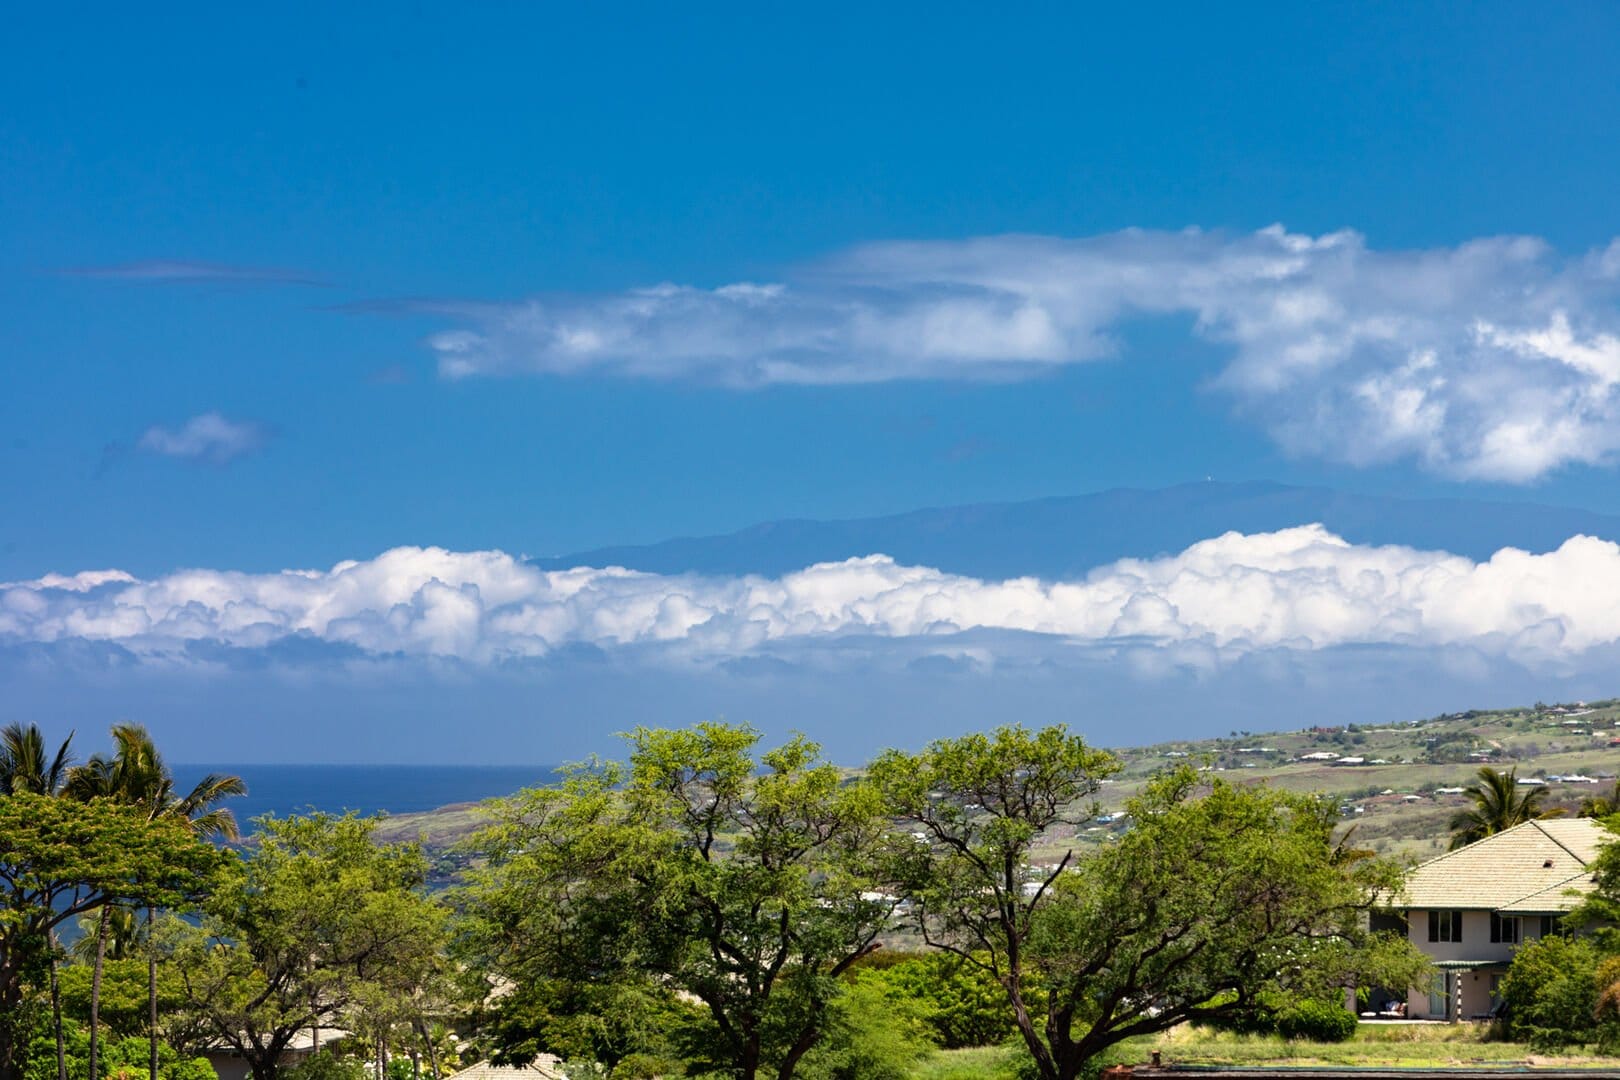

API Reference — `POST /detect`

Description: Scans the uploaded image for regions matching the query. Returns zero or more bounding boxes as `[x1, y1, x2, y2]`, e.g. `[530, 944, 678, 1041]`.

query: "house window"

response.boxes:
[1540, 915, 1562, 937]
[1428, 909, 1463, 942]
[1490, 913, 1519, 944]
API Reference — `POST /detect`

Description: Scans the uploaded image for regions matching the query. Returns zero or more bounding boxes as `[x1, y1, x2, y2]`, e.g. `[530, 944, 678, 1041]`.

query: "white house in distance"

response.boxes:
[1374, 818, 1611, 1021]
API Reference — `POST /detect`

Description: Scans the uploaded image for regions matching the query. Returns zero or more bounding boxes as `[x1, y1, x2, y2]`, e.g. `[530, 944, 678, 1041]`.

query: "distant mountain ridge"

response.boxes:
[531, 481, 1620, 580]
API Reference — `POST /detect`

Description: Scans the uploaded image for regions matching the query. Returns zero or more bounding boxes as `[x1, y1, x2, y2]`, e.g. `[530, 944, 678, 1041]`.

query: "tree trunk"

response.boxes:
[775, 1022, 822, 1080]
[417, 1021, 439, 1080]
[245, 1034, 298, 1080]
[147, 905, 158, 1080]
[50, 938, 66, 1080]
[89, 905, 110, 1080]
[1005, 975, 1059, 1080]
[246, 1053, 282, 1080]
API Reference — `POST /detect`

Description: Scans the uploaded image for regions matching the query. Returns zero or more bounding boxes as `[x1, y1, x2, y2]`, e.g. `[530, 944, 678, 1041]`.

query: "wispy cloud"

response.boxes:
[136, 412, 273, 465]
[6, 527, 1620, 671]
[420, 227, 1620, 482]
[59, 259, 326, 286]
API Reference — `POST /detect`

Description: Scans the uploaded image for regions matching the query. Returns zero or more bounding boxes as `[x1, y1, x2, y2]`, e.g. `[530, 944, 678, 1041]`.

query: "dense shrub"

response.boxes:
[797, 976, 937, 1080]
[1500, 934, 1601, 1049]
[1275, 999, 1357, 1042]
[24, 1018, 215, 1080]
[848, 953, 1020, 1049]
[54, 960, 198, 1043]
[1588, 954, 1620, 1054]
[1192, 989, 1285, 1036]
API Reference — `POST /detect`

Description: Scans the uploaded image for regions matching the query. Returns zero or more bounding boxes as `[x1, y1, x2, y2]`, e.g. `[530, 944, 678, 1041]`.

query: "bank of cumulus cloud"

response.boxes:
[426, 227, 1620, 481]
[4, 526, 1620, 670]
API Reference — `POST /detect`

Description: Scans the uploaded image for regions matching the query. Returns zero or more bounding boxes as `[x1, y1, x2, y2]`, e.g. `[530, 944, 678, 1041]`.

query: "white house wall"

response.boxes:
[1403, 909, 1548, 964]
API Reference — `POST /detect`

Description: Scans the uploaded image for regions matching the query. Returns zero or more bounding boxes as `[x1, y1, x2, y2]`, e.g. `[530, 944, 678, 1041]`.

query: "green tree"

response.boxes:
[467, 977, 699, 1080]
[1579, 780, 1620, 819]
[1570, 817, 1620, 948]
[460, 722, 896, 1080]
[55, 960, 199, 1048]
[1024, 769, 1426, 1079]
[874, 729, 1426, 1080]
[1447, 766, 1563, 849]
[0, 723, 77, 1080]
[0, 794, 222, 1080]
[0, 724, 75, 797]
[1499, 934, 1602, 1049]
[868, 725, 1120, 1078]
[1594, 955, 1620, 1053]
[792, 974, 936, 1080]
[67, 910, 142, 966]
[66, 724, 246, 1080]
[158, 813, 448, 1080]
[22, 1017, 216, 1080]
[58, 961, 152, 1042]
[849, 954, 1017, 1049]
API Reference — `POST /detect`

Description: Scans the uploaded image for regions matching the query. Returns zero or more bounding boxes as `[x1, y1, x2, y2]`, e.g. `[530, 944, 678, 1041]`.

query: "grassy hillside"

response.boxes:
[377, 696, 1620, 863]
[1094, 695, 1620, 862]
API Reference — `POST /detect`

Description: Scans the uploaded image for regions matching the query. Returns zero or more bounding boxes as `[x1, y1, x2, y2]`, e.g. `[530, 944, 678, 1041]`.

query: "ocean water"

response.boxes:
[169, 763, 556, 831]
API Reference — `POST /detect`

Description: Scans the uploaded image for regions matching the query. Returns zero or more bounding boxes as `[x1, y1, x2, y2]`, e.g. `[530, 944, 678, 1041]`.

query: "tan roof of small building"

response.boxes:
[1401, 818, 1611, 912]
[446, 1059, 566, 1080]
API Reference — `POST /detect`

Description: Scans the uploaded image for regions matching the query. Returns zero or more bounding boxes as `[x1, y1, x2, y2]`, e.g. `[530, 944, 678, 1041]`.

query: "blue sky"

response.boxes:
[6, 4, 1620, 761]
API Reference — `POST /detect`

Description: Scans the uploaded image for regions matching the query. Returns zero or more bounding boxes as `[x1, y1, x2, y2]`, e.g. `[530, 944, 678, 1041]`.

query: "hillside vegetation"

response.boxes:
[378, 696, 1620, 860]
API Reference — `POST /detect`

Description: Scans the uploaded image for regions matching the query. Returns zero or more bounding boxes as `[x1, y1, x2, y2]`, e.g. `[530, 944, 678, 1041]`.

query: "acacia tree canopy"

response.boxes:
[0, 795, 223, 1080]
[869, 724, 1121, 1077]
[1027, 768, 1428, 1079]
[459, 722, 897, 1080]
[874, 728, 1428, 1080]
[157, 813, 448, 1080]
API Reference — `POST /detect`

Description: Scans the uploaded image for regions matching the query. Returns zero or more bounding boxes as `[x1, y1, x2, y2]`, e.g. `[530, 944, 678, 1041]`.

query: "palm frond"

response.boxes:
[0, 723, 76, 795]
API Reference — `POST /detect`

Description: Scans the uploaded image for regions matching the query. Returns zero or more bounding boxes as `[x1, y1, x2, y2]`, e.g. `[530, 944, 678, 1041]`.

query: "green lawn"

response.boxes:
[910, 1045, 1021, 1080]
[909, 1023, 1620, 1077]
[1148, 1021, 1620, 1067]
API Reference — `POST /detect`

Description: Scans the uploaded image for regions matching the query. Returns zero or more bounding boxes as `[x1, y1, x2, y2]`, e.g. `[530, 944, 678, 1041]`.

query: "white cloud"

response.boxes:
[136, 412, 272, 465]
[60, 260, 325, 286]
[422, 227, 1620, 481]
[6, 526, 1620, 671]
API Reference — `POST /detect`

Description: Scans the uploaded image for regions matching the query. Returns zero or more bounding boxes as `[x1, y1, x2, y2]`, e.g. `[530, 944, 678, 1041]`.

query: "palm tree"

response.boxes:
[1448, 765, 1564, 850]
[1, 723, 76, 1080]
[67, 724, 246, 1080]
[68, 908, 143, 964]
[0, 721, 74, 795]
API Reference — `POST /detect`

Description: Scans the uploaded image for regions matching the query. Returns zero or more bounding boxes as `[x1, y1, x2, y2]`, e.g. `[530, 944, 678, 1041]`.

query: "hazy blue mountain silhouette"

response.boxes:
[531, 481, 1620, 580]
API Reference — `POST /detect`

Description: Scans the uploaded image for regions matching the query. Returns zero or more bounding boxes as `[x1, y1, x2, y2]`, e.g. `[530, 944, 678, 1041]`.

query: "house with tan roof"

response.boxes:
[1376, 818, 1611, 1022]
[445, 1057, 567, 1080]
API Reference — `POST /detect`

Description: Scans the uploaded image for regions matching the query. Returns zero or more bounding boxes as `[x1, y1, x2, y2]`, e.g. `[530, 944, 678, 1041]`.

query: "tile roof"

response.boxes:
[1497, 873, 1599, 914]
[1401, 818, 1612, 912]
[446, 1059, 566, 1080]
